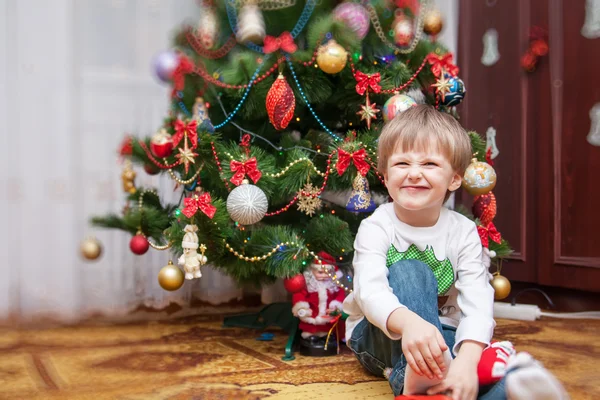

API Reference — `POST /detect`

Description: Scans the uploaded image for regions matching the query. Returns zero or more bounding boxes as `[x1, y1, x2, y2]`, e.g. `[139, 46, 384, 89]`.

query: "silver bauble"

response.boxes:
[226, 181, 268, 225]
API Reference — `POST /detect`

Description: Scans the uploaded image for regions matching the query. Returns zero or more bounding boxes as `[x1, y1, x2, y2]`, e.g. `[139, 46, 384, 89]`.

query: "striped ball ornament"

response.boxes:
[226, 181, 268, 225]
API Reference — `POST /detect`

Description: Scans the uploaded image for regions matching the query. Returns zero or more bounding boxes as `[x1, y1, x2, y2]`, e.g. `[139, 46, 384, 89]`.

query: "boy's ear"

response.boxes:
[449, 173, 462, 191]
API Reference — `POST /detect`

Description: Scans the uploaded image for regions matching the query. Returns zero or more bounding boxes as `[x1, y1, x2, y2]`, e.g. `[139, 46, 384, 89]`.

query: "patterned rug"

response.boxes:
[0, 314, 597, 399]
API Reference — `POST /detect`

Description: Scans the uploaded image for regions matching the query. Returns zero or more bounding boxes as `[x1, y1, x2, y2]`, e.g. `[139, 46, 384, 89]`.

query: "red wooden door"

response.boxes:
[458, 0, 600, 291]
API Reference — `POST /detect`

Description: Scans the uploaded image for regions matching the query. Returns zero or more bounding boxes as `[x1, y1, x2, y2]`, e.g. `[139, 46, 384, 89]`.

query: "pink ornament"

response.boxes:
[333, 3, 370, 40]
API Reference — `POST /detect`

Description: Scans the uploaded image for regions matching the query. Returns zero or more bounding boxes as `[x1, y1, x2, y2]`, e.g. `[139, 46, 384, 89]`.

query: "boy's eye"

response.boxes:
[424, 162, 438, 166]
[395, 162, 409, 166]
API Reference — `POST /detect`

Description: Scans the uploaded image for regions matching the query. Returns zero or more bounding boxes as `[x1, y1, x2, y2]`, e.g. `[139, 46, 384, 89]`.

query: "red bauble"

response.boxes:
[266, 74, 295, 130]
[473, 192, 497, 226]
[150, 130, 174, 158]
[520, 51, 537, 72]
[283, 274, 306, 294]
[530, 39, 548, 57]
[130, 234, 149, 255]
[119, 136, 133, 156]
[144, 163, 160, 175]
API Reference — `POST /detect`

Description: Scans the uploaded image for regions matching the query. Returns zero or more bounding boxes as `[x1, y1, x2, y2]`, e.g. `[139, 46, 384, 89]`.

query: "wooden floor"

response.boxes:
[0, 313, 598, 399]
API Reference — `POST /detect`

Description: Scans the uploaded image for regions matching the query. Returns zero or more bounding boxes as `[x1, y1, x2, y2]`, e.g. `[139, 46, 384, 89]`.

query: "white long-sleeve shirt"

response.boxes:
[343, 203, 495, 354]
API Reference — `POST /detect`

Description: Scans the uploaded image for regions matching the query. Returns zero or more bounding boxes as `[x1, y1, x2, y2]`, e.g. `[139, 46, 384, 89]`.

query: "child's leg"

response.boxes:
[385, 259, 451, 395]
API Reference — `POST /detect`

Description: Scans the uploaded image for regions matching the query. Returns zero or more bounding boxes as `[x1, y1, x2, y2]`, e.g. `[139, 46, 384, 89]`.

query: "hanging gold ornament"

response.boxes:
[462, 158, 497, 196]
[158, 260, 185, 291]
[297, 182, 322, 216]
[121, 160, 137, 194]
[491, 273, 511, 300]
[316, 40, 348, 74]
[80, 237, 102, 261]
[423, 8, 444, 36]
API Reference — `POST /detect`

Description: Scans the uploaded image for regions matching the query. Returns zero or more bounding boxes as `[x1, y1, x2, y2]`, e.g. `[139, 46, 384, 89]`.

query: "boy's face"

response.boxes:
[384, 146, 462, 224]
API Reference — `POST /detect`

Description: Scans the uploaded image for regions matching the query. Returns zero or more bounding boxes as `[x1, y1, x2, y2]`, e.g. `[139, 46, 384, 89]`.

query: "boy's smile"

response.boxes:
[384, 149, 462, 226]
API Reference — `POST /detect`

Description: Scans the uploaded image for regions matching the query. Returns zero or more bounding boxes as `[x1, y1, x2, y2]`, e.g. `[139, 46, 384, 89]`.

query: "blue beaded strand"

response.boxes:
[176, 91, 192, 118]
[226, 0, 316, 54]
[285, 57, 341, 142]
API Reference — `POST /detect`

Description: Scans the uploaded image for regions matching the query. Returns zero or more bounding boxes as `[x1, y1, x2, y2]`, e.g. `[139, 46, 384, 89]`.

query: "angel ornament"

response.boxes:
[178, 224, 208, 280]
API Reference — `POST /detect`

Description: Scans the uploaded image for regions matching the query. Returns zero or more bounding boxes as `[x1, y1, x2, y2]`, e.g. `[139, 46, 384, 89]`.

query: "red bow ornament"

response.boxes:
[172, 120, 198, 149]
[263, 32, 297, 54]
[336, 148, 371, 177]
[230, 157, 262, 186]
[182, 193, 217, 219]
[425, 53, 459, 77]
[477, 222, 502, 248]
[172, 56, 194, 93]
[354, 71, 382, 95]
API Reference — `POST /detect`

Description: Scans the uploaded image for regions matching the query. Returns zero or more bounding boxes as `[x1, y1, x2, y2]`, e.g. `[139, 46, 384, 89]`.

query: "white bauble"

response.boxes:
[236, 4, 266, 44]
[227, 181, 268, 225]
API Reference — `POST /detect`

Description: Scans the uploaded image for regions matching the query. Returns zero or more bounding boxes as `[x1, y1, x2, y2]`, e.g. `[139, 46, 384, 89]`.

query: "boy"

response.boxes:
[343, 105, 567, 399]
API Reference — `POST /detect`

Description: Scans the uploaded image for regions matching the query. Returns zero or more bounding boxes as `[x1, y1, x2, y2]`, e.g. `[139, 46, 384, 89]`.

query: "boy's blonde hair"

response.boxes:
[377, 104, 472, 176]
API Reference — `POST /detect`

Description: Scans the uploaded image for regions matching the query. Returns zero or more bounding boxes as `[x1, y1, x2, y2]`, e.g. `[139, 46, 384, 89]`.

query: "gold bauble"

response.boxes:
[491, 274, 511, 300]
[462, 158, 497, 196]
[423, 9, 444, 36]
[158, 261, 185, 291]
[316, 40, 348, 74]
[80, 237, 102, 261]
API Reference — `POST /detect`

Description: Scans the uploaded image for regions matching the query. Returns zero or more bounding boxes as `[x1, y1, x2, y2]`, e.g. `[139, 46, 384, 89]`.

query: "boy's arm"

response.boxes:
[352, 216, 406, 340]
[453, 223, 496, 355]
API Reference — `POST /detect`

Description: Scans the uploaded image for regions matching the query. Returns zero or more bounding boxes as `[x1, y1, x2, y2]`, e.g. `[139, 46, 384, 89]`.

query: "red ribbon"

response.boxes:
[477, 222, 502, 248]
[336, 148, 371, 177]
[172, 120, 198, 149]
[172, 56, 194, 93]
[263, 32, 297, 54]
[354, 71, 382, 95]
[182, 193, 216, 219]
[118, 136, 133, 156]
[425, 53, 459, 77]
[230, 157, 262, 185]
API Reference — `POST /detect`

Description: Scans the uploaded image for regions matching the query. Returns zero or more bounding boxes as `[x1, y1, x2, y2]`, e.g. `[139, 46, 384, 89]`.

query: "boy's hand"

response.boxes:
[388, 308, 448, 379]
[427, 341, 484, 400]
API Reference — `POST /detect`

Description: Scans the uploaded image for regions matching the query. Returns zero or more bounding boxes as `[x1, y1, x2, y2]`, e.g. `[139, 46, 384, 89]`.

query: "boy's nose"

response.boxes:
[407, 167, 422, 180]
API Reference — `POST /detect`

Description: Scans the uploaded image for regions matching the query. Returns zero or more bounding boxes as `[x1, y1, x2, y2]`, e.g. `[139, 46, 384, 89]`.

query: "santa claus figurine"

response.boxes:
[291, 251, 346, 356]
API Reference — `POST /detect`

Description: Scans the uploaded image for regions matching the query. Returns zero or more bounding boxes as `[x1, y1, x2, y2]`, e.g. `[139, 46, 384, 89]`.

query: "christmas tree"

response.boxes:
[85, 0, 512, 296]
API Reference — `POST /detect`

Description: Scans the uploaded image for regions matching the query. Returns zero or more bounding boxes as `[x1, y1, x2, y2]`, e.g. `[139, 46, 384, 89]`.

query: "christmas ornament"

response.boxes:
[197, 6, 218, 49]
[346, 174, 376, 213]
[173, 120, 199, 174]
[263, 31, 298, 54]
[426, 52, 459, 77]
[393, 15, 414, 47]
[266, 74, 295, 130]
[297, 182, 322, 216]
[382, 93, 417, 122]
[440, 75, 466, 107]
[283, 273, 306, 294]
[150, 129, 173, 158]
[473, 192, 497, 226]
[432, 74, 453, 103]
[118, 136, 133, 157]
[182, 192, 217, 219]
[423, 8, 443, 36]
[121, 160, 137, 194]
[463, 158, 497, 195]
[236, 3, 266, 44]
[226, 180, 268, 225]
[171, 56, 194, 94]
[477, 222, 502, 248]
[178, 224, 207, 280]
[332, 2, 370, 39]
[354, 71, 382, 96]
[158, 260, 185, 291]
[130, 233, 150, 255]
[316, 40, 348, 74]
[80, 237, 102, 261]
[481, 29, 500, 66]
[192, 97, 214, 132]
[152, 50, 179, 83]
[336, 148, 370, 177]
[491, 273, 511, 300]
[144, 163, 161, 175]
[230, 157, 262, 186]
[520, 51, 538, 72]
[357, 96, 380, 129]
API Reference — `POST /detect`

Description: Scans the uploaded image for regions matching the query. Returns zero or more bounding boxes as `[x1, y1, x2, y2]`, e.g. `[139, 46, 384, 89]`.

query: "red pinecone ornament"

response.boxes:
[266, 74, 295, 130]
[130, 234, 150, 255]
[473, 192, 497, 226]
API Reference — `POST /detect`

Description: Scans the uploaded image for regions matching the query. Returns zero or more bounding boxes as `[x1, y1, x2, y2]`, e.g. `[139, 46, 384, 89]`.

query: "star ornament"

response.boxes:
[432, 74, 452, 102]
[176, 145, 198, 174]
[357, 97, 380, 130]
